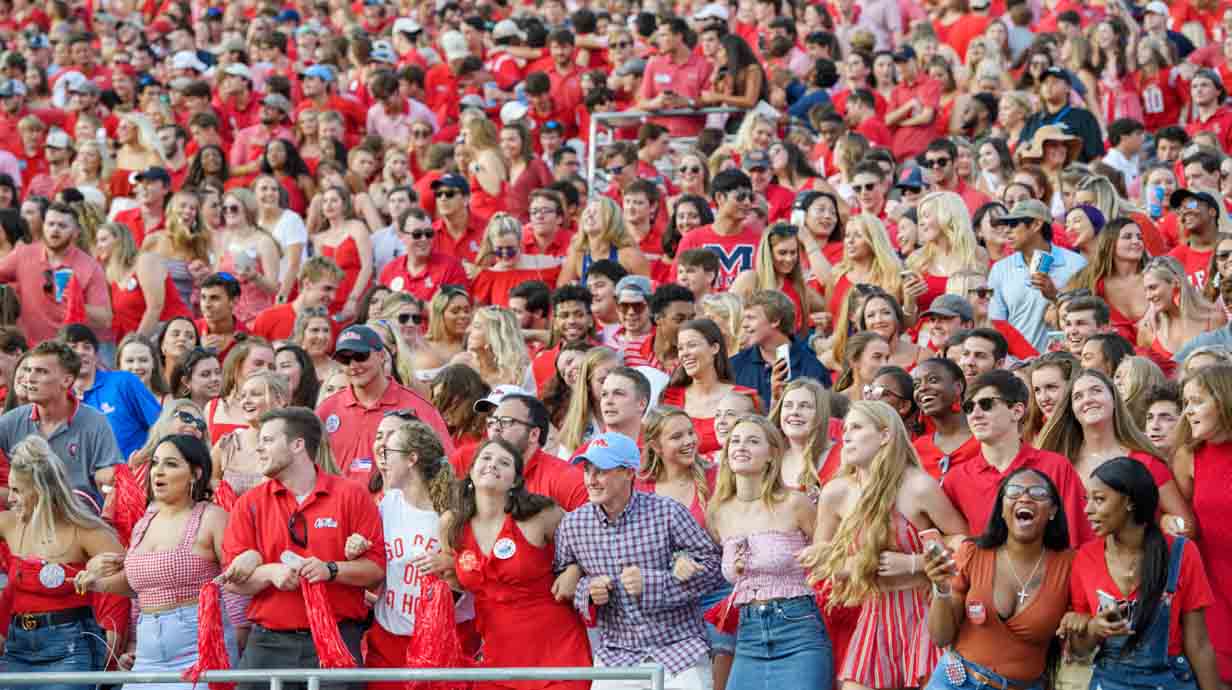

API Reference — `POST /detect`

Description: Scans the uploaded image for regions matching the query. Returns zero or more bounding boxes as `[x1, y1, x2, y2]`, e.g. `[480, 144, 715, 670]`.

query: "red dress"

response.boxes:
[659, 384, 759, 456]
[916, 273, 948, 313]
[472, 267, 561, 307]
[321, 235, 365, 314]
[109, 273, 194, 341]
[1194, 439, 1232, 681]
[454, 515, 592, 690]
[206, 397, 246, 446]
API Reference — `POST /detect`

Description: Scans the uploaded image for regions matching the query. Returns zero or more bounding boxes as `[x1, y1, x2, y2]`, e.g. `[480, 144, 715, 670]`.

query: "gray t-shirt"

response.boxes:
[0, 403, 123, 504]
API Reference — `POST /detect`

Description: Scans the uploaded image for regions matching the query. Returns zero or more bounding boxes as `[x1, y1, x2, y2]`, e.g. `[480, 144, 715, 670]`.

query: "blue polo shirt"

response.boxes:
[81, 369, 162, 460]
[988, 245, 1087, 353]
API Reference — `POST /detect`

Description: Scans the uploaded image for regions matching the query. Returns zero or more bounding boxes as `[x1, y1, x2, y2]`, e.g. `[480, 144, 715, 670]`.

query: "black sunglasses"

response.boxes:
[435, 189, 460, 199]
[174, 410, 207, 432]
[403, 228, 434, 240]
[42, 269, 53, 295]
[968, 287, 994, 299]
[335, 351, 372, 365]
[397, 312, 424, 325]
[1217, 250, 1232, 261]
[853, 183, 878, 193]
[962, 397, 1008, 414]
[383, 408, 420, 421]
[922, 158, 950, 169]
[287, 510, 308, 548]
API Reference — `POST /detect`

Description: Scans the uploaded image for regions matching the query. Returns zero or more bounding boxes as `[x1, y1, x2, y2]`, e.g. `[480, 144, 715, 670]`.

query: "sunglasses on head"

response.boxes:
[441, 285, 468, 298]
[962, 397, 1007, 414]
[922, 158, 950, 169]
[335, 350, 372, 365]
[397, 312, 424, 325]
[174, 410, 208, 432]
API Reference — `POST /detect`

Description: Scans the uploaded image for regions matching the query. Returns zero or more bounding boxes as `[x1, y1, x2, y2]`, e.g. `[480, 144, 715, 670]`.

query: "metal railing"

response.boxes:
[0, 664, 666, 689]
[586, 107, 743, 194]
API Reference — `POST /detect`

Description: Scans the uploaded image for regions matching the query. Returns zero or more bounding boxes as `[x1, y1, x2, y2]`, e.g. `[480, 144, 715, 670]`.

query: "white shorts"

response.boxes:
[591, 653, 713, 690]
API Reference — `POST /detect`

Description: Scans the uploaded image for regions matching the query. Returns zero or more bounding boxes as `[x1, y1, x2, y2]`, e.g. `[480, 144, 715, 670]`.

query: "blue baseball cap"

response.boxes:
[571, 432, 641, 471]
[301, 64, 335, 82]
[335, 325, 385, 354]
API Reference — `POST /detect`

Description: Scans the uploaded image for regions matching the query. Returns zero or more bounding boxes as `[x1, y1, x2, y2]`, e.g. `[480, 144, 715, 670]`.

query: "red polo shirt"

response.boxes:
[378, 253, 470, 302]
[222, 470, 385, 630]
[889, 74, 943, 162]
[449, 443, 588, 511]
[941, 444, 1094, 547]
[431, 214, 487, 265]
[316, 379, 455, 483]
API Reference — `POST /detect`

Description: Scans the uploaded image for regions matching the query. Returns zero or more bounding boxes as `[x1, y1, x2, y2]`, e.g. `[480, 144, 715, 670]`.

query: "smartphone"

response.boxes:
[919, 528, 944, 557]
[775, 342, 791, 379]
[1097, 589, 1120, 621]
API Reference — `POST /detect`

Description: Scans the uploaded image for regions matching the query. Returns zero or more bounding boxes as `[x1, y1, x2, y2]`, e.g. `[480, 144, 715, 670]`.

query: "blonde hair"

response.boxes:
[808, 401, 919, 606]
[164, 190, 211, 263]
[734, 113, 778, 154]
[768, 378, 832, 493]
[10, 436, 113, 542]
[699, 292, 745, 354]
[754, 229, 810, 336]
[1176, 365, 1232, 449]
[474, 212, 522, 268]
[1117, 356, 1166, 429]
[99, 221, 139, 284]
[908, 191, 983, 274]
[641, 406, 711, 507]
[468, 306, 531, 386]
[129, 399, 204, 469]
[712, 414, 790, 509]
[388, 421, 455, 513]
[568, 196, 635, 255]
[1145, 256, 1221, 328]
[558, 346, 622, 453]
[367, 318, 418, 388]
[834, 214, 903, 300]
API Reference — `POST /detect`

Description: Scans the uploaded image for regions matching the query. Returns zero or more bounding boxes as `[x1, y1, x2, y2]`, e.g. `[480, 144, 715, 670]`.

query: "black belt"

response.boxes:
[257, 620, 364, 636]
[13, 606, 93, 631]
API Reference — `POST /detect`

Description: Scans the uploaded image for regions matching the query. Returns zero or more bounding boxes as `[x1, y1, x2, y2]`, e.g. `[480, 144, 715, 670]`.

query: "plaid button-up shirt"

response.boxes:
[553, 490, 723, 674]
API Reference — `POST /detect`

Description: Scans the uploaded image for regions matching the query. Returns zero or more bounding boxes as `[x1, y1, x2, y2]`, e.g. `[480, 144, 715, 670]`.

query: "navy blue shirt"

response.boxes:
[81, 369, 162, 460]
[729, 337, 832, 408]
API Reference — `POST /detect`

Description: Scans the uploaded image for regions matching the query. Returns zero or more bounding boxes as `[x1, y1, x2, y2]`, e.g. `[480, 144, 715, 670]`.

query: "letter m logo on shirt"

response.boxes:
[708, 244, 755, 289]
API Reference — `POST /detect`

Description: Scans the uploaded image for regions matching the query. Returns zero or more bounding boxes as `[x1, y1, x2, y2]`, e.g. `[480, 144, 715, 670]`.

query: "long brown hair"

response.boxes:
[640, 406, 710, 507]
[446, 438, 556, 549]
[768, 378, 833, 493]
[1036, 368, 1163, 461]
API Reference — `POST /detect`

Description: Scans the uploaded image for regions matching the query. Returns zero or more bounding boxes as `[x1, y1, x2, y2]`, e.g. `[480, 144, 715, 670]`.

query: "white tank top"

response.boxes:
[375, 490, 443, 636]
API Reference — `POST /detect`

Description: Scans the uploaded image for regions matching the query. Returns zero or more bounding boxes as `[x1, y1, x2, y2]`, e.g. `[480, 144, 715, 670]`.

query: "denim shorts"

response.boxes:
[700, 583, 736, 655]
[728, 595, 833, 690]
[125, 603, 239, 690]
[1, 616, 106, 690]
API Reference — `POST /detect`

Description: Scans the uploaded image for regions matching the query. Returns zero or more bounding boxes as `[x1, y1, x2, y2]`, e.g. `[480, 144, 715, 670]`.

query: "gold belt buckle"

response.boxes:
[20, 614, 37, 631]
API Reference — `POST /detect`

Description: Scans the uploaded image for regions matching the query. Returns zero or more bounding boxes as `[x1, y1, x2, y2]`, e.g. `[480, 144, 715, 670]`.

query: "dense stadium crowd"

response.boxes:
[0, 0, 1230, 689]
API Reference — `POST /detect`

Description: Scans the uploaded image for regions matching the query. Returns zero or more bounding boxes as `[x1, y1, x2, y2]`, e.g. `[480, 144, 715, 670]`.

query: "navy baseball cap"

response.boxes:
[335, 325, 385, 353]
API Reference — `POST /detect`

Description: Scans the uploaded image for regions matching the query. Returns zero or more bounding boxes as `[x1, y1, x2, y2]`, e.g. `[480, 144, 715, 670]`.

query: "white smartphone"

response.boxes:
[775, 342, 791, 380]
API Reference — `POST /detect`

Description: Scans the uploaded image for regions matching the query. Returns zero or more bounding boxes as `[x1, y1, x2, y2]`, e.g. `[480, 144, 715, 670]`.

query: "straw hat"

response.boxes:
[1016, 124, 1082, 164]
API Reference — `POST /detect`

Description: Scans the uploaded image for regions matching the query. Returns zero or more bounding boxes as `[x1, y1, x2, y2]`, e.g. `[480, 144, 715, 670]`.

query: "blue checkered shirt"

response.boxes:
[553, 490, 723, 674]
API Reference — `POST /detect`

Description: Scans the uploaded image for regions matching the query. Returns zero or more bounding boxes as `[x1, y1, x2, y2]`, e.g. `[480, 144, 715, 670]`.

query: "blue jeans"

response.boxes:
[728, 595, 832, 690]
[0, 616, 107, 690]
[125, 603, 239, 690]
[700, 583, 736, 656]
[924, 651, 1045, 690]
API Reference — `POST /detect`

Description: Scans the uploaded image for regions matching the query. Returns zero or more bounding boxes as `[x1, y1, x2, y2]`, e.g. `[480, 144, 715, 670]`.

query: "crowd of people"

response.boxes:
[0, 0, 1228, 689]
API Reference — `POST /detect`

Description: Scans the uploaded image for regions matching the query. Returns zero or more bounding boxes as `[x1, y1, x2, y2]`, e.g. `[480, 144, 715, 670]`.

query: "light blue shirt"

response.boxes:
[988, 244, 1087, 352]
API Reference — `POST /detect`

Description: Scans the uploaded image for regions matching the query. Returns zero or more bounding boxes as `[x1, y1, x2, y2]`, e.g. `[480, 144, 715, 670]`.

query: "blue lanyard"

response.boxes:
[1045, 105, 1071, 125]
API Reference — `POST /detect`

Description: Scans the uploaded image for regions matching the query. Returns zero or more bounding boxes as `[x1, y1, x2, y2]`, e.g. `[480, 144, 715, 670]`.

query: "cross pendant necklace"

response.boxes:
[1007, 550, 1045, 608]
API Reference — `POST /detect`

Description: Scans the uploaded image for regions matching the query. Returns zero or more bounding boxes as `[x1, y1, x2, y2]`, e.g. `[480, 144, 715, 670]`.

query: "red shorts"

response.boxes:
[363, 624, 410, 690]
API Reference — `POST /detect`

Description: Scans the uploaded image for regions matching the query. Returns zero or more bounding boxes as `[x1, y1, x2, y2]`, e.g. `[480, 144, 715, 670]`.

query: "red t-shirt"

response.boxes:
[913, 433, 980, 480]
[672, 224, 763, 290]
[1186, 105, 1232, 155]
[1070, 536, 1213, 656]
[378, 253, 470, 303]
[472, 267, 561, 307]
[942, 444, 1095, 547]
[431, 215, 487, 265]
[855, 116, 893, 148]
[1168, 243, 1213, 289]
[1139, 69, 1187, 133]
[889, 75, 943, 162]
[112, 207, 165, 248]
[250, 303, 343, 344]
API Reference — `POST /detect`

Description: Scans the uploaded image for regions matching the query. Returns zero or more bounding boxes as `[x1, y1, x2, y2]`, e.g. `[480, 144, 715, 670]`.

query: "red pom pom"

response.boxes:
[62, 274, 86, 325]
[214, 481, 238, 512]
[110, 464, 148, 547]
[302, 580, 358, 669]
[181, 580, 236, 690]
[405, 575, 471, 690]
[703, 592, 739, 635]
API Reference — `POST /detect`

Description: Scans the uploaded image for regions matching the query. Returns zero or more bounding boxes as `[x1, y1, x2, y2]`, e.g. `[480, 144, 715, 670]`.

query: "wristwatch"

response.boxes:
[326, 561, 339, 582]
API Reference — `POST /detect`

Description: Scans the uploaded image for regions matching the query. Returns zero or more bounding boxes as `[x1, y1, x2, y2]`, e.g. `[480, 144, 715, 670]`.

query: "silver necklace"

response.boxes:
[1006, 550, 1046, 606]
